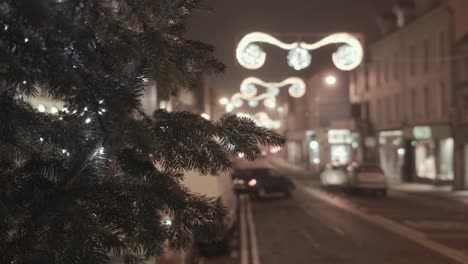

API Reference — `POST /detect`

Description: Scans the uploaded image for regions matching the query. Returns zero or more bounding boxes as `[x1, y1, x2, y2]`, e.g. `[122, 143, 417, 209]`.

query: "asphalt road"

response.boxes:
[251, 185, 462, 264]
[241, 158, 468, 264]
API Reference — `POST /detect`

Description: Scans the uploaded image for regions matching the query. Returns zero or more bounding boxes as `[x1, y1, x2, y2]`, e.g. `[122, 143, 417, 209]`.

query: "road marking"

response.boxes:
[246, 198, 261, 264]
[297, 228, 321, 249]
[240, 195, 249, 264]
[304, 187, 468, 264]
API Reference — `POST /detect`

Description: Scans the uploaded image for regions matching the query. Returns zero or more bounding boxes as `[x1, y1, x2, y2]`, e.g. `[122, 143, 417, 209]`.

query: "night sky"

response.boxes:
[188, 0, 393, 114]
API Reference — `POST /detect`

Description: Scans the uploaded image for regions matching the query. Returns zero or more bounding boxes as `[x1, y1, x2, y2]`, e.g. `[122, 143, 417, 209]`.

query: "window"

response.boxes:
[440, 82, 446, 117]
[411, 89, 417, 119]
[393, 53, 399, 80]
[464, 57, 468, 82]
[423, 39, 430, 73]
[394, 94, 400, 121]
[409, 44, 417, 76]
[424, 85, 430, 119]
[376, 61, 381, 86]
[384, 57, 389, 83]
[439, 31, 445, 66]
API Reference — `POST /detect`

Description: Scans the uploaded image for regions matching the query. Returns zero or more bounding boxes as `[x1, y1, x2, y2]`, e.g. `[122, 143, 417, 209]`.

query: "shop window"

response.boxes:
[438, 138, 454, 181]
[415, 140, 437, 179]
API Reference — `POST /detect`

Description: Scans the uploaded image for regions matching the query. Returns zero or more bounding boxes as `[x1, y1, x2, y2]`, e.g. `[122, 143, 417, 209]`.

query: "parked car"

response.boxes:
[346, 163, 387, 196]
[232, 168, 295, 198]
[320, 163, 348, 189]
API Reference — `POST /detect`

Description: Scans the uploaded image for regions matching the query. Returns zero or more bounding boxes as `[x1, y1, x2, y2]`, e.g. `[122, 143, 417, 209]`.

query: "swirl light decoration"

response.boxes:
[236, 32, 363, 71]
[240, 77, 306, 98]
[236, 112, 282, 130]
[225, 92, 276, 112]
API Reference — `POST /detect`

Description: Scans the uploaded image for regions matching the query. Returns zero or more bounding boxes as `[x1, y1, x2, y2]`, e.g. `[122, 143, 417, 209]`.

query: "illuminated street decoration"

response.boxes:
[263, 97, 276, 108]
[224, 92, 275, 111]
[240, 77, 306, 98]
[248, 100, 259, 108]
[236, 32, 363, 71]
[287, 47, 312, 70]
[236, 112, 281, 129]
[267, 86, 280, 96]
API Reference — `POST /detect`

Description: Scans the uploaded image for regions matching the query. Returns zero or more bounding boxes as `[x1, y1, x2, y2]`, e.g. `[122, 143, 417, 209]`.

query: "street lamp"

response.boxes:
[325, 75, 337, 86]
[219, 97, 229, 105]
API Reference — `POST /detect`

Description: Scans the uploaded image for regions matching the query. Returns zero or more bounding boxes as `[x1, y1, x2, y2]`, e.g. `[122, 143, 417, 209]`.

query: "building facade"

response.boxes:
[350, 0, 460, 186]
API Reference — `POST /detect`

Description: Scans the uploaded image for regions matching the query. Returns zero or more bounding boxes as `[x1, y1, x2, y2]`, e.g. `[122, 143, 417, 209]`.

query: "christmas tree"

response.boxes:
[0, 0, 284, 263]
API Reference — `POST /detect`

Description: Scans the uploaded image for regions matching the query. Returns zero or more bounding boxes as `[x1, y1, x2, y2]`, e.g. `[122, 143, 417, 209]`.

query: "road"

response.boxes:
[235, 158, 468, 264]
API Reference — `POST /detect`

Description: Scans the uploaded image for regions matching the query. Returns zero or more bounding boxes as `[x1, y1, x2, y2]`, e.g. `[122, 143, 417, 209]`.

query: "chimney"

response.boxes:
[393, 0, 416, 28]
[413, 0, 443, 15]
[376, 12, 397, 36]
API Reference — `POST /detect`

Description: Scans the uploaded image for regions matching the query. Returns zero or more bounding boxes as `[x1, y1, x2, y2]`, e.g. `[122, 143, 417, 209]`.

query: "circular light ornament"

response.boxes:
[248, 100, 259, 108]
[232, 97, 244, 108]
[332, 44, 363, 71]
[288, 83, 306, 98]
[240, 43, 266, 70]
[219, 97, 229, 105]
[287, 47, 312, 71]
[226, 103, 234, 113]
[240, 83, 258, 98]
[264, 97, 276, 109]
[267, 86, 280, 96]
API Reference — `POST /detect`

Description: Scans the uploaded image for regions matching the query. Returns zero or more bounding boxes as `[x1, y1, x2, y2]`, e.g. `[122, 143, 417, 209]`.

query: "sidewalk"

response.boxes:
[391, 183, 468, 207]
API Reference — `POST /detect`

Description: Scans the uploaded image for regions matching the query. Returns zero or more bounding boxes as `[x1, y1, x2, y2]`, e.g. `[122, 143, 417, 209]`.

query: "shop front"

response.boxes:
[454, 126, 468, 190]
[378, 130, 404, 184]
[327, 129, 353, 165]
[403, 125, 454, 184]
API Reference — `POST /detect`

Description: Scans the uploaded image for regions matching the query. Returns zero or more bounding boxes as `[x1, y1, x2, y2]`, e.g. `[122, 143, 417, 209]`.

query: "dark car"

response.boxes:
[232, 168, 295, 198]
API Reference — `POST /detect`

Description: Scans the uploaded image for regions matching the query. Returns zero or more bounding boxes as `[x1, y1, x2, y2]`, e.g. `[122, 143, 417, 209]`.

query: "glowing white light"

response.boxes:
[309, 141, 319, 149]
[85, 118, 92, 124]
[398, 148, 405, 156]
[101, 109, 106, 113]
[59, 117, 63, 120]
[201, 113, 210, 120]
[248, 179, 257, 187]
[267, 86, 280, 96]
[333, 44, 363, 71]
[62, 149, 67, 154]
[83, 107, 88, 111]
[239, 43, 265, 69]
[288, 47, 312, 70]
[50, 107, 58, 114]
[232, 96, 244, 108]
[240, 83, 258, 98]
[62, 108, 68, 113]
[238, 153, 245, 159]
[72, 65, 77, 69]
[142, 77, 149, 82]
[99, 100, 104, 104]
[240, 77, 306, 98]
[251, 112, 281, 129]
[22, 80, 27, 85]
[325, 75, 337, 86]
[164, 219, 172, 227]
[99, 147, 105, 155]
[264, 97, 276, 108]
[277, 107, 284, 113]
[288, 83, 306, 98]
[313, 158, 320, 164]
[39, 137, 44, 142]
[37, 105, 46, 112]
[236, 32, 298, 70]
[226, 103, 234, 113]
[219, 97, 229, 105]
[24, 38, 29, 43]
[236, 32, 363, 71]
[248, 100, 259, 108]
[4, 25, 8, 31]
